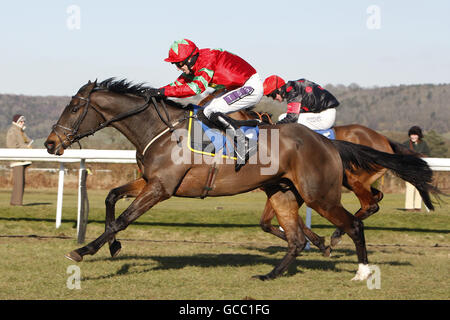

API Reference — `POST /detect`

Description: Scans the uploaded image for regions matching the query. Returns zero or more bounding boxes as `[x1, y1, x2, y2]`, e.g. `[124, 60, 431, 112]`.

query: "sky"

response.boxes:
[0, 0, 449, 96]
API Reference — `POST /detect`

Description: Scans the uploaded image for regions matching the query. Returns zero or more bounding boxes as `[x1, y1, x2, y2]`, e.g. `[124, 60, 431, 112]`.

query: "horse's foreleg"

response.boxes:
[105, 177, 147, 258]
[260, 198, 331, 256]
[255, 190, 306, 280]
[298, 215, 331, 257]
[66, 178, 170, 262]
[260, 199, 287, 241]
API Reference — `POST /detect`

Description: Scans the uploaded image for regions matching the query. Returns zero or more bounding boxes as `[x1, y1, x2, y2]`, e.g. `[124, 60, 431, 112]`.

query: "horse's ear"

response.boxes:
[94, 79, 98, 86]
[88, 80, 92, 84]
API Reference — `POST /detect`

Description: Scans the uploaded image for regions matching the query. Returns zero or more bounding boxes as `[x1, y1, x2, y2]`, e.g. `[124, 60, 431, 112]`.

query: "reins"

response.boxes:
[150, 96, 176, 132]
[75, 95, 152, 141]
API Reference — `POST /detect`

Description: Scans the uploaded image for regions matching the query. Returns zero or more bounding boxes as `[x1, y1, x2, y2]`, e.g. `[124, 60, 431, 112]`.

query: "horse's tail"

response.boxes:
[387, 139, 421, 156]
[332, 140, 442, 210]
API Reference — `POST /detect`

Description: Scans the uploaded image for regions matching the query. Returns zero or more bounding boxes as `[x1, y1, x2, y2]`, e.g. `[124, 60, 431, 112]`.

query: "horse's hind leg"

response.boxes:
[331, 170, 384, 248]
[312, 202, 371, 281]
[254, 189, 306, 280]
[370, 186, 384, 202]
[105, 177, 147, 258]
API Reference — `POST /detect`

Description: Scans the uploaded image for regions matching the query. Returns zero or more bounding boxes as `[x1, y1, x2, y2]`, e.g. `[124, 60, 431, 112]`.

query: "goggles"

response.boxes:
[269, 90, 279, 99]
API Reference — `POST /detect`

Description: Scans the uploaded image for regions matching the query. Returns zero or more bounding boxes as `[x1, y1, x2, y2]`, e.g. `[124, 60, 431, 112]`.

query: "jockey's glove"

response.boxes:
[143, 88, 165, 99]
[276, 113, 299, 125]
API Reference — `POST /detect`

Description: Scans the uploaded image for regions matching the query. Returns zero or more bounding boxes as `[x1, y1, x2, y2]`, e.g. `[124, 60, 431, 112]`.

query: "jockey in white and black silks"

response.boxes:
[263, 75, 339, 130]
[145, 38, 263, 170]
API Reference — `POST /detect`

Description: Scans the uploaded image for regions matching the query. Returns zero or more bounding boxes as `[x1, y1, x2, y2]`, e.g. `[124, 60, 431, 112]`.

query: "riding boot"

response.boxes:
[210, 113, 248, 171]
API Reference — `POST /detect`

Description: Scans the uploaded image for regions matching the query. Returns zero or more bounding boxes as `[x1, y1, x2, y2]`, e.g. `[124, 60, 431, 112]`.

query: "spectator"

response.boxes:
[402, 126, 430, 212]
[6, 114, 33, 206]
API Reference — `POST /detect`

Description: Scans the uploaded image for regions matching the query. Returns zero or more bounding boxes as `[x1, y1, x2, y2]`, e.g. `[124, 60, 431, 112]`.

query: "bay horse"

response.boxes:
[44, 79, 435, 281]
[231, 110, 438, 252]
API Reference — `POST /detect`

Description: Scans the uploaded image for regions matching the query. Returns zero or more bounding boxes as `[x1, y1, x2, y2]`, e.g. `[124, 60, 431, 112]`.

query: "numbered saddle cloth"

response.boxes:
[188, 105, 259, 159]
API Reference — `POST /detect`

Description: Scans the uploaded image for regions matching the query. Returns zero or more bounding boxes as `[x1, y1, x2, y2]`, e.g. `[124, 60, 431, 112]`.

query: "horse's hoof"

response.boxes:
[65, 250, 83, 262]
[330, 236, 341, 248]
[351, 264, 371, 281]
[109, 240, 122, 258]
[322, 246, 332, 257]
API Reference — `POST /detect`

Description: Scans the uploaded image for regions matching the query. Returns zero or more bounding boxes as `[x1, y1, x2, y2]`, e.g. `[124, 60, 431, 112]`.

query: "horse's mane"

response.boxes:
[96, 78, 186, 109]
[98, 78, 148, 97]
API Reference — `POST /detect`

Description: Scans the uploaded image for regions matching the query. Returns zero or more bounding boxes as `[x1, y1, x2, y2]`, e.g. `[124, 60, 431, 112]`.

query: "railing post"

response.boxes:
[77, 159, 89, 243]
[305, 207, 312, 250]
[56, 162, 65, 228]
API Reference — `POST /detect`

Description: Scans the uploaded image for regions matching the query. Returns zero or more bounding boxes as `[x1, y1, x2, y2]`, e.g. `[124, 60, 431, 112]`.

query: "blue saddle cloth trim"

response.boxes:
[192, 106, 259, 156]
[314, 128, 335, 140]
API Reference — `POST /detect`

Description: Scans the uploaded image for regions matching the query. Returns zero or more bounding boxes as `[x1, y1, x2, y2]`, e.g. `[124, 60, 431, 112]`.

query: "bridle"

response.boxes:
[51, 95, 97, 150]
[50, 87, 189, 154]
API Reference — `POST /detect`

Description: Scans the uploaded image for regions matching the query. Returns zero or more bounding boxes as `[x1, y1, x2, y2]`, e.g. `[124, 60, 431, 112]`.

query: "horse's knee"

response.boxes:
[296, 238, 307, 253]
[260, 221, 272, 233]
[105, 189, 121, 208]
[108, 216, 128, 233]
[348, 219, 365, 243]
[288, 236, 307, 256]
[289, 228, 307, 254]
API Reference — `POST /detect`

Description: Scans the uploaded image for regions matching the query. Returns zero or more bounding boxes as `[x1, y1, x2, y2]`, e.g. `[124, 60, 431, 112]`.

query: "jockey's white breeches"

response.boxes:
[297, 108, 336, 130]
[202, 73, 263, 118]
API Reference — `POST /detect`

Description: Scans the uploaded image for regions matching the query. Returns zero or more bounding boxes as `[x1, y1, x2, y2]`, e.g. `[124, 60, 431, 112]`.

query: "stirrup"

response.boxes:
[234, 134, 250, 172]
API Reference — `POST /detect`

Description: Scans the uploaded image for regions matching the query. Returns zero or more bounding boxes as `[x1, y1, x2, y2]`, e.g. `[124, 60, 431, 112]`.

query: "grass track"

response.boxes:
[0, 188, 448, 300]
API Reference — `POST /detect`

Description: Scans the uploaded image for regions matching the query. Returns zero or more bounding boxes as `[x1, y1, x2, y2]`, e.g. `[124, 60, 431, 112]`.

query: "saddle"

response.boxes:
[188, 106, 259, 159]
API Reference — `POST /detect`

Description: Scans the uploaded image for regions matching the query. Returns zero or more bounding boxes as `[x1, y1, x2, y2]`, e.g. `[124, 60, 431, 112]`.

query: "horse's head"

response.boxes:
[45, 80, 104, 155]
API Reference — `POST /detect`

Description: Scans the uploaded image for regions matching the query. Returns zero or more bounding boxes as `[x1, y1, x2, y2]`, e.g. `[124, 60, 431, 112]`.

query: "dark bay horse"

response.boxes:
[44, 79, 433, 281]
[231, 110, 438, 252]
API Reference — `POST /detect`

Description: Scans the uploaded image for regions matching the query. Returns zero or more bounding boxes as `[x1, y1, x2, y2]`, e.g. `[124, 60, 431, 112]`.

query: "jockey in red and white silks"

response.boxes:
[145, 39, 263, 170]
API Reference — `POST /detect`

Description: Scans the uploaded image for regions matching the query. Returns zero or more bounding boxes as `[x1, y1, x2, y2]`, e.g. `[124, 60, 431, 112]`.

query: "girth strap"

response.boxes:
[200, 163, 219, 199]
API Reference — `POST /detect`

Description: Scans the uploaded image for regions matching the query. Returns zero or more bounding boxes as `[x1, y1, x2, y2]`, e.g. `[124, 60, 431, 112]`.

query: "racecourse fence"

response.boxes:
[1, 148, 449, 243]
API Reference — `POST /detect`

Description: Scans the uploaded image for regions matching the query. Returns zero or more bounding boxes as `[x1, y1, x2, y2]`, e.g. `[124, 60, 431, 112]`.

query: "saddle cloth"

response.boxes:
[187, 106, 259, 159]
[314, 128, 335, 140]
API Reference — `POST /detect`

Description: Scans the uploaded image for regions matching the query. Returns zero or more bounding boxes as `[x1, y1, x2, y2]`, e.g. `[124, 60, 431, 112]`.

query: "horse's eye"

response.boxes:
[71, 106, 80, 113]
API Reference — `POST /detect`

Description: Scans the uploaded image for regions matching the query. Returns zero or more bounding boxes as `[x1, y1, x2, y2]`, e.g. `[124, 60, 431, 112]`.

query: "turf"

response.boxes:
[0, 188, 448, 300]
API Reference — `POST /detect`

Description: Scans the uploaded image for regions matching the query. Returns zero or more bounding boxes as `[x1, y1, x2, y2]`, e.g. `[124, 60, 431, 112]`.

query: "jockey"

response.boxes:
[145, 39, 263, 171]
[263, 75, 339, 130]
